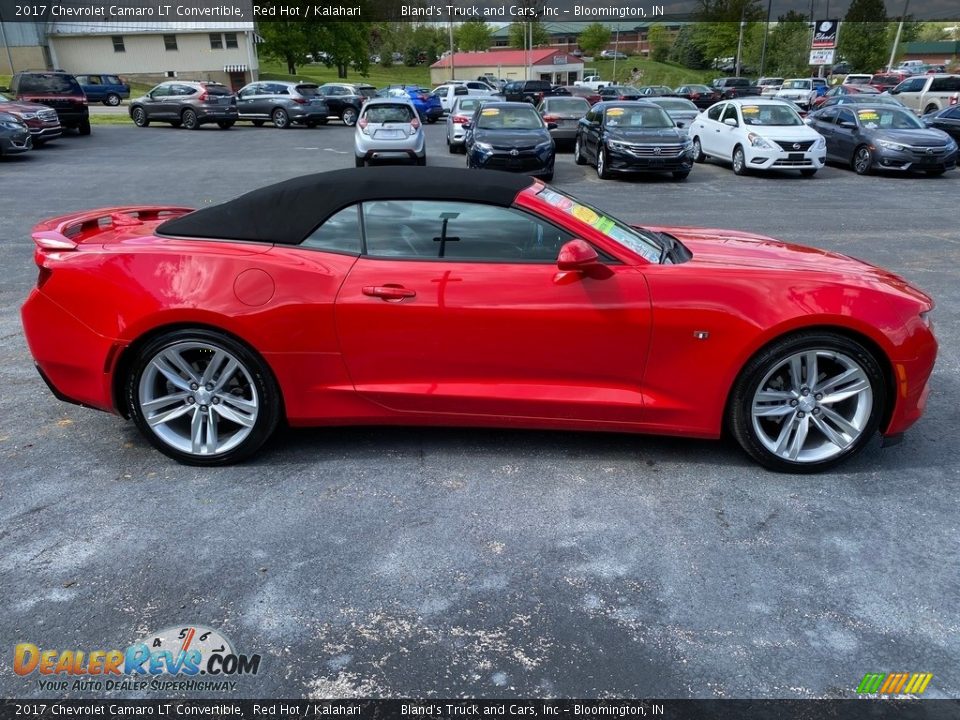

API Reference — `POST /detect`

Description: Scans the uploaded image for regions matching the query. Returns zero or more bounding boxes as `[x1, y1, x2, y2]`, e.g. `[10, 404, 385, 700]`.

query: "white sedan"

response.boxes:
[689, 99, 827, 177]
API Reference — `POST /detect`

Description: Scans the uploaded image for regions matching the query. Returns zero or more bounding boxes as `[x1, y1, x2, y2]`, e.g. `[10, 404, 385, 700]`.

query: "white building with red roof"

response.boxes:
[430, 48, 584, 86]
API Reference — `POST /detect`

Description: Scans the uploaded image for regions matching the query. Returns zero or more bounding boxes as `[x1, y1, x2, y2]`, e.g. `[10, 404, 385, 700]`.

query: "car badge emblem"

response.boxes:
[926, 147, 934, 154]
[654, 147, 662, 155]
[793, 143, 801, 150]
[510, 149, 519, 156]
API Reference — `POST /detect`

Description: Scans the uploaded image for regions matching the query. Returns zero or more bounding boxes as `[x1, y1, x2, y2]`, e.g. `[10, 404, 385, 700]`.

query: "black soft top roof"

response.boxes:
[157, 167, 536, 245]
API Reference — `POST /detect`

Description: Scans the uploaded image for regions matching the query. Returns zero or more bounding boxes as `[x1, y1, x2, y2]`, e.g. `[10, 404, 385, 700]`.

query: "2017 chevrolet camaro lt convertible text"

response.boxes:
[21, 168, 937, 471]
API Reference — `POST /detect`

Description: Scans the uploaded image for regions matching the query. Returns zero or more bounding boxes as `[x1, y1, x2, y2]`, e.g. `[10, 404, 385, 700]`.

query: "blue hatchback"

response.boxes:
[378, 86, 443, 123]
[75, 74, 130, 106]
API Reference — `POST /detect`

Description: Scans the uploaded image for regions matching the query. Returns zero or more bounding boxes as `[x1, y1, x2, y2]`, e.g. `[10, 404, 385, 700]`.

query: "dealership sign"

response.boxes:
[810, 48, 836, 66]
[812, 19, 840, 48]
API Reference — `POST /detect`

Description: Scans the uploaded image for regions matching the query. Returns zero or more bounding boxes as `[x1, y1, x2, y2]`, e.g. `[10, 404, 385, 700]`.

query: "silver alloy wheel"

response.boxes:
[342, 107, 358, 126]
[692, 137, 703, 162]
[733, 147, 745, 174]
[272, 108, 289, 128]
[750, 349, 873, 464]
[574, 137, 582, 163]
[106, 93, 121, 107]
[182, 109, 198, 130]
[137, 341, 259, 457]
[597, 147, 605, 177]
[854, 147, 872, 174]
[133, 107, 147, 126]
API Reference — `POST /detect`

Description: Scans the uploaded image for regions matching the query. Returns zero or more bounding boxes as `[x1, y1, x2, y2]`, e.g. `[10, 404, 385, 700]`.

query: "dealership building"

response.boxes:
[430, 48, 585, 85]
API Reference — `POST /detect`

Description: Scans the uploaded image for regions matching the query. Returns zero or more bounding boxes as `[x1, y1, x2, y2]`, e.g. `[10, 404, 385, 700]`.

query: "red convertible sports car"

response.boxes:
[21, 168, 936, 472]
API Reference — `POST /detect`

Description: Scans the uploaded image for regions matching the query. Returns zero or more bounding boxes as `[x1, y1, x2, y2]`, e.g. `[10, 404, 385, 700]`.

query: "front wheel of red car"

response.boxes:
[728, 332, 886, 473]
[126, 329, 281, 466]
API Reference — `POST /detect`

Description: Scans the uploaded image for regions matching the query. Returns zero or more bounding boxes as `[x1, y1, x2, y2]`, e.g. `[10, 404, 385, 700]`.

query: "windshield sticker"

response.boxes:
[572, 205, 600, 224]
[857, 110, 879, 121]
[606, 108, 624, 116]
[742, 105, 760, 114]
[480, 108, 499, 116]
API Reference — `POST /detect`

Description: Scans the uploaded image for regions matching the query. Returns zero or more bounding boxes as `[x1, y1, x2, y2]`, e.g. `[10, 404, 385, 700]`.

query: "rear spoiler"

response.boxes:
[32, 206, 193, 251]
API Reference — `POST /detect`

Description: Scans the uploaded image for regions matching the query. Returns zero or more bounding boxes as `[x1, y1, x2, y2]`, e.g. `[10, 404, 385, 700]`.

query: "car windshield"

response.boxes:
[688, 85, 712, 92]
[456, 98, 482, 113]
[782, 80, 810, 89]
[18, 74, 81, 94]
[476, 106, 543, 130]
[604, 105, 674, 128]
[546, 98, 590, 112]
[740, 104, 802, 126]
[653, 98, 697, 111]
[356, 87, 377, 98]
[364, 104, 414, 123]
[537, 187, 663, 263]
[296, 84, 321, 97]
[855, 107, 924, 130]
[0, 93, 10, 101]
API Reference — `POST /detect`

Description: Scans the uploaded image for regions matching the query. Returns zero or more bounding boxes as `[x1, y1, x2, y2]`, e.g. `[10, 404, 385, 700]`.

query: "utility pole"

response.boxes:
[612, 23, 620, 81]
[0, 10, 16, 76]
[887, 0, 909, 72]
[735, 5, 746, 77]
[759, 0, 772, 78]
[448, 20, 455, 80]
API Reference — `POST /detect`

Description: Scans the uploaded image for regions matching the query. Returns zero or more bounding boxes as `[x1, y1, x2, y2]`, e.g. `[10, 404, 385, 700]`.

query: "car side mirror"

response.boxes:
[0, 86, 8, 92]
[723, 117, 738, 127]
[557, 239, 601, 272]
[838, 120, 856, 129]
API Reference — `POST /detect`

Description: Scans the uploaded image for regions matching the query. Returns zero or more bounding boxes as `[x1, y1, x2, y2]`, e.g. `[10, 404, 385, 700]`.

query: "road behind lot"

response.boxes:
[0, 124, 957, 699]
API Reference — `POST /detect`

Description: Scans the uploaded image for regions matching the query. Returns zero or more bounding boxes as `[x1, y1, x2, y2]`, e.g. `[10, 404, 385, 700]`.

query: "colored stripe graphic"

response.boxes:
[857, 672, 932, 695]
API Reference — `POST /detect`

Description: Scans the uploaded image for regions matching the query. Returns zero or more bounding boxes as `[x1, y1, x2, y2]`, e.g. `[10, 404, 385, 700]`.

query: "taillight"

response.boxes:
[410, 117, 421, 130]
[951, 96, 958, 106]
[358, 117, 369, 134]
[691, 92, 700, 99]
[293, 97, 308, 104]
[452, 114, 469, 124]
[542, 114, 558, 123]
[198, 91, 208, 102]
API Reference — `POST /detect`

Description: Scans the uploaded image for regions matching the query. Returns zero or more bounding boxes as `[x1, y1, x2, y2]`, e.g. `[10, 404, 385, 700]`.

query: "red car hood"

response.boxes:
[0, 99, 54, 113]
[644, 225, 933, 306]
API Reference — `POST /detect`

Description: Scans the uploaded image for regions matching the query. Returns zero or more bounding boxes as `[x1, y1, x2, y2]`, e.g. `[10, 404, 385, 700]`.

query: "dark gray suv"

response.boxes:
[129, 81, 238, 130]
[236, 81, 330, 128]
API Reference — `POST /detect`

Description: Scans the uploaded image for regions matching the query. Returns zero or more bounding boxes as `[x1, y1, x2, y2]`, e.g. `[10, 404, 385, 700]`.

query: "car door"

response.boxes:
[716, 103, 741, 158]
[81, 75, 103, 102]
[142, 84, 172, 120]
[833, 107, 860, 161]
[580, 108, 602, 160]
[809, 107, 839, 160]
[236, 83, 260, 119]
[695, 102, 725, 156]
[334, 199, 651, 422]
[928, 105, 960, 141]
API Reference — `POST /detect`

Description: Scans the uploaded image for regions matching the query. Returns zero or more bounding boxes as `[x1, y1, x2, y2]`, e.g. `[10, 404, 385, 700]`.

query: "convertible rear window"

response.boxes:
[301, 205, 361, 255]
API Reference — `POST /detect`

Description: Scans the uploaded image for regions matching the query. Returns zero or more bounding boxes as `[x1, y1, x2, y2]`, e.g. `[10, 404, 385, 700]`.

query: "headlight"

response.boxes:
[535, 140, 553, 151]
[19, 112, 38, 120]
[0, 120, 25, 130]
[877, 139, 908, 152]
[607, 140, 629, 151]
[747, 132, 773, 149]
[814, 136, 826, 150]
[946, 138, 958, 151]
[473, 141, 493, 153]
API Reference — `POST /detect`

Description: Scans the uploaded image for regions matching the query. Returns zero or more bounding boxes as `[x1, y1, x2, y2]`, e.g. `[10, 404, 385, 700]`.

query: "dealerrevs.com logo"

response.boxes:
[14, 625, 261, 692]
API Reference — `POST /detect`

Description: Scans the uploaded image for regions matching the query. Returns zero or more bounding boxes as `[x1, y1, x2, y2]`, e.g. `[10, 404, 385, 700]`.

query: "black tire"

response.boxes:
[125, 328, 282, 466]
[169, 120, 182, 128]
[317, 118, 328, 126]
[306, 120, 317, 128]
[732, 145, 748, 175]
[427, 116, 438, 124]
[355, 156, 365, 167]
[574, 134, 586, 165]
[217, 121, 234, 130]
[447, 138, 456, 154]
[852, 145, 872, 175]
[104, 93, 121, 107]
[728, 331, 886, 473]
[341, 106, 359, 126]
[416, 155, 427, 166]
[252, 120, 265, 127]
[672, 170, 690, 181]
[540, 170, 554, 182]
[596, 146, 611, 179]
[78, 119, 91, 136]
[272, 108, 289, 129]
[924, 104, 938, 115]
[800, 168, 817, 177]
[131, 107, 150, 127]
[182, 108, 199, 130]
[691, 136, 705, 163]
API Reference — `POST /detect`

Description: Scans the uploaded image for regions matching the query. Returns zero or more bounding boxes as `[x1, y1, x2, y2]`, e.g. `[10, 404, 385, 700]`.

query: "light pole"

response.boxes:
[612, 23, 620, 81]
[448, 20, 455, 80]
[735, 5, 746, 77]
[0, 9, 16, 76]
[887, 0, 910, 72]
[759, 0, 772, 78]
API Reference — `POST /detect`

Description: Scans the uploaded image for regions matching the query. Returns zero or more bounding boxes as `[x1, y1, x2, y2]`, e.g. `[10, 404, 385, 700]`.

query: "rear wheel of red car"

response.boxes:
[728, 331, 886, 473]
[127, 329, 281, 466]
[182, 109, 199, 130]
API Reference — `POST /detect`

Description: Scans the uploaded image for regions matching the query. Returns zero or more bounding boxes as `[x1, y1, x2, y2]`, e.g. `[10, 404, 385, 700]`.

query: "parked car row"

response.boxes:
[0, 70, 92, 158]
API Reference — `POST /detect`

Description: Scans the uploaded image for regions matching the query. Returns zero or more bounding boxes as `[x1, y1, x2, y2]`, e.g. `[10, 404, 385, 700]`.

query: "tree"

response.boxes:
[693, 0, 764, 68]
[508, 21, 551, 48]
[766, 13, 814, 76]
[648, 23, 671, 63]
[258, 22, 313, 75]
[578, 23, 611, 58]
[456, 19, 493, 52]
[668, 24, 708, 69]
[313, 23, 371, 79]
[837, 0, 889, 72]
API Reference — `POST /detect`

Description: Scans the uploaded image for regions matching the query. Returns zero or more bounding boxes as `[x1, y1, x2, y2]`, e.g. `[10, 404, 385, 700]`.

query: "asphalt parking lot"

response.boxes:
[0, 122, 957, 699]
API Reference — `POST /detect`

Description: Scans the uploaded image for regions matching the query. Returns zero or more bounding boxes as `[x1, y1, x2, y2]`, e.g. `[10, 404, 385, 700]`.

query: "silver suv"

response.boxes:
[130, 81, 237, 130]
[354, 98, 426, 166]
[236, 81, 330, 128]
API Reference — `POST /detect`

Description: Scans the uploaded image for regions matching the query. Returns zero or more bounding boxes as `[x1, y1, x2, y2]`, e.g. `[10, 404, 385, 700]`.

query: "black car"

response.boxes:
[501, 80, 566, 104]
[10, 71, 90, 135]
[807, 104, 958, 175]
[674, 84, 722, 109]
[464, 102, 555, 181]
[598, 85, 643, 101]
[922, 105, 960, 142]
[574, 101, 695, 180]
[317, 83, 367, 126]
[0, 111, 32, 157]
